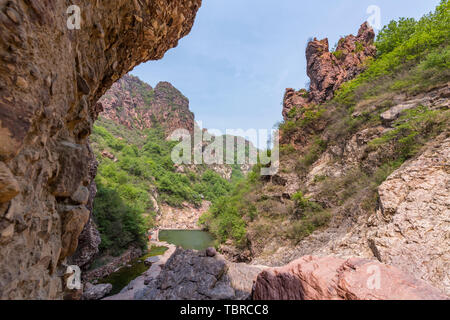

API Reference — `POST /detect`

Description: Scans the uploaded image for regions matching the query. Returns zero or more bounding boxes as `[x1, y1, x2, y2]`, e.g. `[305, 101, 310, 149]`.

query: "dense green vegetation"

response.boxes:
[199, 166, 261, 247]
[336, 0, 449, 103]
[91, 119, 237, 255]
[200, 1, 450, 249]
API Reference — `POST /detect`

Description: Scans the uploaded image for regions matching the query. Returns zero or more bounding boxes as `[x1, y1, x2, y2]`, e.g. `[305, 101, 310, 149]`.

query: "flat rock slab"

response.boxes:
[253, 255, 448, 300]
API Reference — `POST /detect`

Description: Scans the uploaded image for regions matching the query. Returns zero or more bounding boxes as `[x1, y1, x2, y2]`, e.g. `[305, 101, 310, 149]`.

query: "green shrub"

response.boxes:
[296, 137, 327, 174]
[279, 120, 297, 135]
[376, 18, 417, 56]
[285, 190, 331, 243]
[333, 50, 344, 60]
[280, 144, 296, 155]
[419, 45, 450, 70]
[355, 41, 364, 53]
[287, 107, 299, 118]
[369, 106, 449, 161]
[93, 181, 149, 255]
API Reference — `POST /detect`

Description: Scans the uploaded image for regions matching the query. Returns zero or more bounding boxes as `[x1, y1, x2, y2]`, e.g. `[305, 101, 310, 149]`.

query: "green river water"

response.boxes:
[158, 230, 215, 251]
[98, 245, 167, 296]
[98, 230, 215, 296]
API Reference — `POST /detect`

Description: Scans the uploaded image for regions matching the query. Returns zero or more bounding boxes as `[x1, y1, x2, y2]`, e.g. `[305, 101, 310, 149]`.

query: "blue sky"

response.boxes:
[131, 0, 441, 147]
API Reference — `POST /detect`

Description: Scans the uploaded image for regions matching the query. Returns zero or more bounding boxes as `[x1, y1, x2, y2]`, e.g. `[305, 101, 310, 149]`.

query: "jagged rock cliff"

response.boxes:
[67, 154, 101, 269]
[0, 0, 201, 299]
[298, 133, 450, 294]
[283, 22, 376, 121]
[99, 74, 195, 135]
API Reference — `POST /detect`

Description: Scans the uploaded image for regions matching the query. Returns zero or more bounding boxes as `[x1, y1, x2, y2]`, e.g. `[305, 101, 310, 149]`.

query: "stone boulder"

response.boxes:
[219, 243, 253, 263]
[82, 283, 113, 300]
[0, 162, 19, 203]
[135, 248, 266, 300]
[253, 256, 448, 300]
[206, 247, 217, 257]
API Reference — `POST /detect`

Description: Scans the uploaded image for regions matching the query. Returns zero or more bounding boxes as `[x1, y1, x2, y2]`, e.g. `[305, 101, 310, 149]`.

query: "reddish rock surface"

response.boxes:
[282, 22, 376, 122]
[99, 74, 195, 135]
[253, 255, 448, 300]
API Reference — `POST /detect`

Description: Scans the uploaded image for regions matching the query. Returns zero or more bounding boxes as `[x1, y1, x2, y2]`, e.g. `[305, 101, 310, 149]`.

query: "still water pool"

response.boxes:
[97, 230, 215, 296]
[98, 246, 167, 296]
[158, 229, 215, 251]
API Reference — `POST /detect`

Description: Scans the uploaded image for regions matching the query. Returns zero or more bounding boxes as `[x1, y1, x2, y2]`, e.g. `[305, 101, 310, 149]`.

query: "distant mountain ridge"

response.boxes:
[99, 74, 195, 136]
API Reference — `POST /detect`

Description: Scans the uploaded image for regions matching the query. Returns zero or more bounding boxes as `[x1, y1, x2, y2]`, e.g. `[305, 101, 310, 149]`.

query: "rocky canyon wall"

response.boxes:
[250, 21, 449, 297]
[99, 74, 195, 135]
[0, 0, 201, 299]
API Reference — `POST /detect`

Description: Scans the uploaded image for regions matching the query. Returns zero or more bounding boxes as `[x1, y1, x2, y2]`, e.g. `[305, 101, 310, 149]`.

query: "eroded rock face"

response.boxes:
[157, 201, 211, 230]
[255, 131, 450, 296]
[99, 74, 195, 135]
[253, 256, 447, 300]
[307, 133, 450, 296]
[282, 22, 376, 122]
[308, 22, 376, 103]
[366, 134, 450, 294]
[0, 0, 201, 299]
